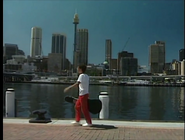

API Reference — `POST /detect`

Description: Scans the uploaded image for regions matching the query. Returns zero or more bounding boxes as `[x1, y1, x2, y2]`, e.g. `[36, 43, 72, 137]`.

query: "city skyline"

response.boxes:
[3, 0, 184, 66]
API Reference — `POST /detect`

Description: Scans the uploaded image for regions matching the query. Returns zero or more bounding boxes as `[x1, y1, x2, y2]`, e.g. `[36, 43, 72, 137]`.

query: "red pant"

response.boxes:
[75, 94, 92, 124]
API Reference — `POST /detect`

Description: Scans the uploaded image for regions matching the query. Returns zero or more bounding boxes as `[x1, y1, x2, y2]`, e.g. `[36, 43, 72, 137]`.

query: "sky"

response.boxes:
[3, 0, 184, 67]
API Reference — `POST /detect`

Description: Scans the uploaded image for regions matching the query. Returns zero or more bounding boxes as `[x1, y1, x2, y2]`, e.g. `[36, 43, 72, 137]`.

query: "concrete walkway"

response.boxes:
[3, 118, 184, 140]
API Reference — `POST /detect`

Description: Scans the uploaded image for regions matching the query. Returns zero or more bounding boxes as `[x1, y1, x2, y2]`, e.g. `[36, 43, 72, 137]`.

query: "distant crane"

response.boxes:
[122, 37, 130, 51]
[116, 37, 131, 77]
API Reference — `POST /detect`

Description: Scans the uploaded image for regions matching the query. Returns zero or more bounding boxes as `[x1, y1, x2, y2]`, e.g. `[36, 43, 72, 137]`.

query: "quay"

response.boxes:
[3, 72, 185, 87]
[4, 80, 185, 87]
[3, 118, 184, 140]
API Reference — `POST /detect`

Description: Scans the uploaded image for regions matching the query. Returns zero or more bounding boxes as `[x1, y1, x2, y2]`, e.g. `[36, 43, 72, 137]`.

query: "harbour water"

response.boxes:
[3, 83, 184, 122]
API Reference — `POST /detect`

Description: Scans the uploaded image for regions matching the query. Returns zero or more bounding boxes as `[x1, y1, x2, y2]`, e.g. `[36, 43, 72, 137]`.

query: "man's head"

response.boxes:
[77, 64, 87, 74]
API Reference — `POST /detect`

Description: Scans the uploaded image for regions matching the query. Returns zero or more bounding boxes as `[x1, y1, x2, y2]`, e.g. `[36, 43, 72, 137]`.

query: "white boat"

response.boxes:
[118, 80, 127, 85]
[99, 80, 113, 85]
[126, 79, 149, 85]
[31, 76, 59, 83]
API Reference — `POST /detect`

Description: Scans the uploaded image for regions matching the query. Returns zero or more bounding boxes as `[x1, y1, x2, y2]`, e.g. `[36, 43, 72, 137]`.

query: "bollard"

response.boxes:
[3, 91, 5, 117]
[29, 109, 52, 123]
[5, 88, 15, 117]
[15, 98, 17, 117]
[99, 91, 109, 119]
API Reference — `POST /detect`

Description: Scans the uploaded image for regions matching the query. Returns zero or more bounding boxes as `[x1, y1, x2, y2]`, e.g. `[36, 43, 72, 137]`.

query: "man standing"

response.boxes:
[64, 64, 92, 127]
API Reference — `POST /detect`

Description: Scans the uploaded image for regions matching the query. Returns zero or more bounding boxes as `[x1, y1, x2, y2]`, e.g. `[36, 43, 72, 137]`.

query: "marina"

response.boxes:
[3, 72, 185, 87]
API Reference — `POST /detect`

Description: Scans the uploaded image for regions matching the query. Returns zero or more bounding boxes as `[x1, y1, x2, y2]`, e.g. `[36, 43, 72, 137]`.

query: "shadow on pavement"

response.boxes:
[85, 124, 118, 130]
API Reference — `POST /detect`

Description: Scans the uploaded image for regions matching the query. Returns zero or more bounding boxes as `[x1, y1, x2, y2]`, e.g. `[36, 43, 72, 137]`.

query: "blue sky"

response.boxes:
[3, 0, 184, 66]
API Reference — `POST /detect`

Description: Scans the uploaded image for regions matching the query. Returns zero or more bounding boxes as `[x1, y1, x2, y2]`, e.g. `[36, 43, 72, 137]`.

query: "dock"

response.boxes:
[3, 118, 184, 140]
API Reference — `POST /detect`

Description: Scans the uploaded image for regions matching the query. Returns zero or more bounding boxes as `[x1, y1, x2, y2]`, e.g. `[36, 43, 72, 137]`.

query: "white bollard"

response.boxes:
[99, 91, 109, 119]
[6, 88, 15, 117]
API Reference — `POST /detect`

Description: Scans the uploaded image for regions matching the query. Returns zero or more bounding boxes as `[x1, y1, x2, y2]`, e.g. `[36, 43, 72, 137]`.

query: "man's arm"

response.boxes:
[64, 82, 80, 93]
[64, 74, 82, 93]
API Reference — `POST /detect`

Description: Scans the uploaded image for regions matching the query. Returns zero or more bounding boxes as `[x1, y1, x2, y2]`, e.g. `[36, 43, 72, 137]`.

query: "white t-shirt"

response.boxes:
[77, 73, 89, 96]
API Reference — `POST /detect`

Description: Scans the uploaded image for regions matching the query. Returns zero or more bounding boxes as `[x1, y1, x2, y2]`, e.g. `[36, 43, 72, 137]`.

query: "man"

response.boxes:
[64, 64, 92, 127]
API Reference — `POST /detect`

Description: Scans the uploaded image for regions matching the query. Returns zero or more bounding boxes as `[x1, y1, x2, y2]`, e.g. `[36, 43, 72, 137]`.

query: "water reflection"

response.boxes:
[3, 83, 184, 121]
[108, 86, 138, 120]
[149, 87, 165, 120]
[135, 87, 150, 120]
[179, 87, 184, 119]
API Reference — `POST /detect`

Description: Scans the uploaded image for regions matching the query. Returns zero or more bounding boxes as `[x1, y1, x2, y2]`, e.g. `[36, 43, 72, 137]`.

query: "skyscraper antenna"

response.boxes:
[75, 9, 77, 14]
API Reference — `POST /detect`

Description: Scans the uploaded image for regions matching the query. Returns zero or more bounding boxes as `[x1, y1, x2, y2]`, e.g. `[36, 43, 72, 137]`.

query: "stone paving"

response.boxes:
[3, 120, 184, 140]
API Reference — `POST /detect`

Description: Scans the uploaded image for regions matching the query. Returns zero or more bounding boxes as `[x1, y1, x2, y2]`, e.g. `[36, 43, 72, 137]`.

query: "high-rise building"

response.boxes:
[181, 59, 185, 75]
[105, 39, 112, 69]
[51, 33, 66, 69]
[30, 27, 42, 58]
[117, 51, 133, 70]
[120, 57, 138, 76]
[3, 43, 25, 64]
[149, 41, 165, 73]
[4, 43, 18, 59]
[77, 29, 88, 65]
[179, 49, 184, 61]
[110, 59, 117, 69]
[73, 13, 79, 73]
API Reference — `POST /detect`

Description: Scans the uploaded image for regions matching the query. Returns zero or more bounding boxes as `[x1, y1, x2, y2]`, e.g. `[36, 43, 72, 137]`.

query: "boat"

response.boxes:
[3, 72, 36, 83]
[125, 79, 149, 85]
[31, 76, 61, 83]
[117, 80, 127, 85]
[99, 80, 114, 85]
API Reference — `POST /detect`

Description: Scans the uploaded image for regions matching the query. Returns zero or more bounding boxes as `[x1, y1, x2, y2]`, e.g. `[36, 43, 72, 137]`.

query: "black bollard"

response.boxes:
[29, 109, 52, 123]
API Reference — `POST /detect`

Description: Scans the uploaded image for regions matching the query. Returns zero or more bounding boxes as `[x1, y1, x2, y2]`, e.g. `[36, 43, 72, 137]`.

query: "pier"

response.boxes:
[3, 118, 184, 140]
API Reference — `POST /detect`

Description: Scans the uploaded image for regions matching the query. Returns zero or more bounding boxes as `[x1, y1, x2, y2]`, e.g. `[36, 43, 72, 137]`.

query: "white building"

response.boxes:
[6, 55, 25, 64]
[181, 59, 185, 76]
[4, 55, 36, 73]
[30, 27, 42, 58]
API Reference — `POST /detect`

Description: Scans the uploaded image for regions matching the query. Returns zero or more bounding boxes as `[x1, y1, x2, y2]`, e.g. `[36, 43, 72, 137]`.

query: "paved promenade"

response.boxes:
[3, 118, 184, 140]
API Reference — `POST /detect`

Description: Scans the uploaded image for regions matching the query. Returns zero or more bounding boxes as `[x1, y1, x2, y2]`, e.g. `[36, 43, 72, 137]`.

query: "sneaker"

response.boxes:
[82, 123, 92, 127]
[71, 121, 81, 126]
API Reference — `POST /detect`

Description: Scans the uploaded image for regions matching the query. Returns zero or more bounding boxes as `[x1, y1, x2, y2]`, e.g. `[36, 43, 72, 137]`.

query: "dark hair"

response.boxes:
[78, 64, 87, 73]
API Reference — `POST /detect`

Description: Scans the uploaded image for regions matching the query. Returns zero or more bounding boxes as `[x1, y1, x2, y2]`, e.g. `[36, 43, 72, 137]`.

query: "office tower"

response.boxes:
[4, 43, 18, 59]
[77, 29, 88, 65]
[30, 27, 42, 58]
[117, 51, 133, 70]
[179, 49, 184, 61]
[110, 59, 117, 69]
[149, 41, 165, 73]
[3, 43, 25, 63]
[73, 13, 79, 73]
[120, 57, 138, 76]
[51, 33, 66, 69]
[105, 39, 112, 69]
